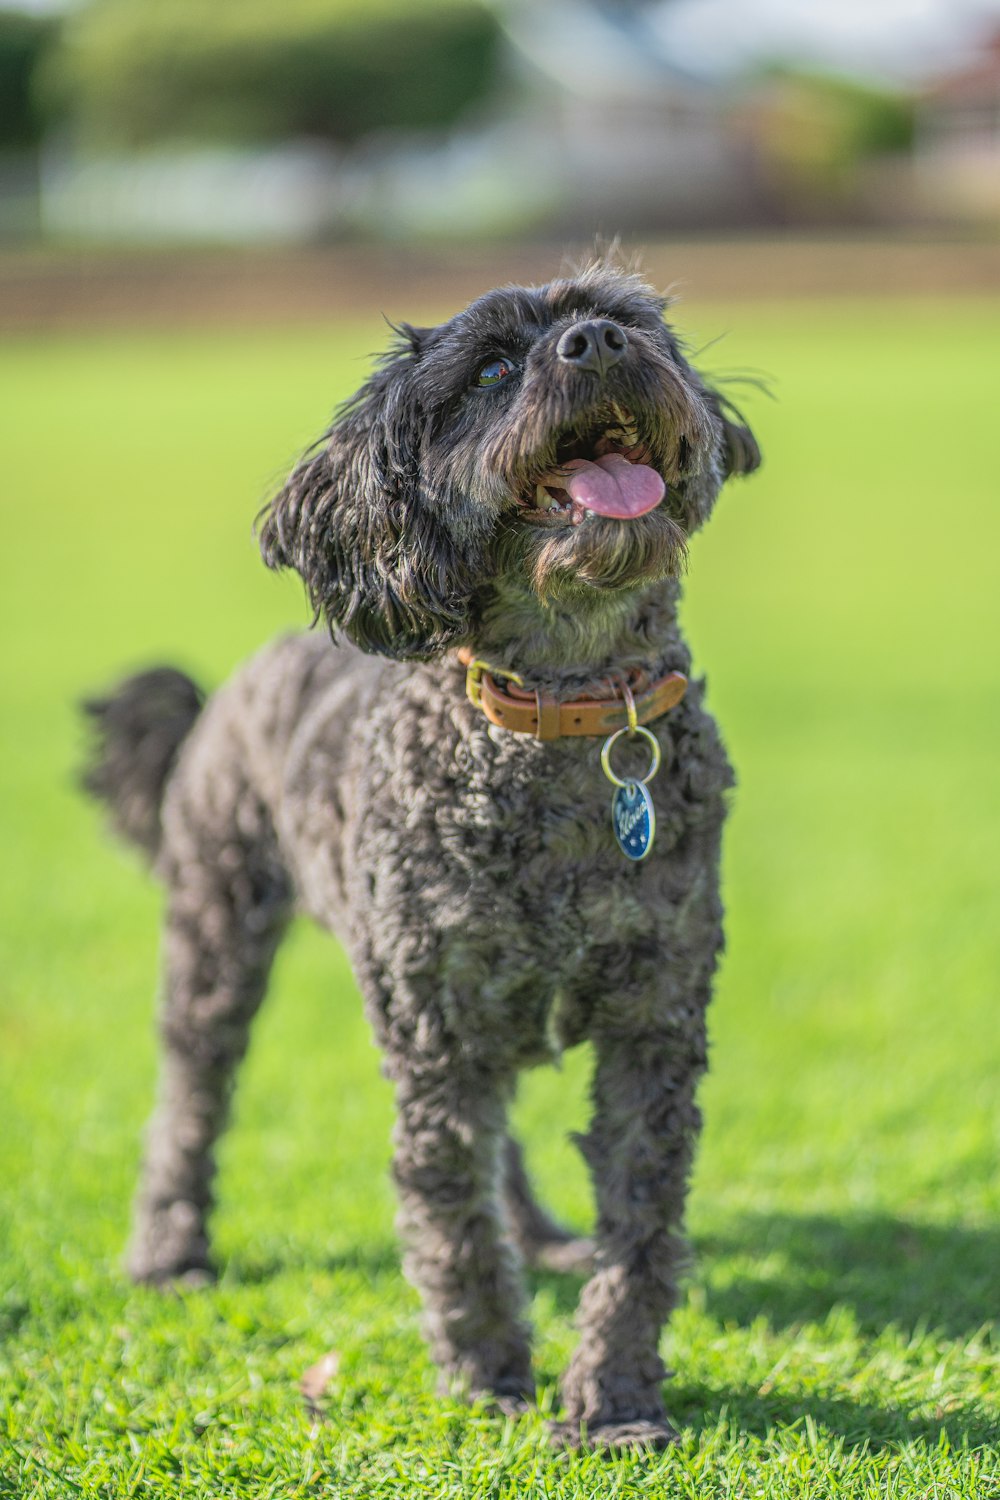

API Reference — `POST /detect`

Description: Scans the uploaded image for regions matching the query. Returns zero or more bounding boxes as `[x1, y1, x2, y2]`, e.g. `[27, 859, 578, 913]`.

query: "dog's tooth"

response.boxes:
[535, 484, 553, 510]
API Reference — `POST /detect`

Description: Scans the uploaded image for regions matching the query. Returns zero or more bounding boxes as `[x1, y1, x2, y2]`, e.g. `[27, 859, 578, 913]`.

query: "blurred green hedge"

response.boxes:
[0, 8, 59, 148]
[42, 0, 503, 148]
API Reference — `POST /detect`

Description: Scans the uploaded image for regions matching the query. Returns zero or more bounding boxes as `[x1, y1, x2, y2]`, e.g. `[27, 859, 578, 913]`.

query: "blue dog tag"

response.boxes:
[611, 780, 655, 861]
[601, 724, 662, 863]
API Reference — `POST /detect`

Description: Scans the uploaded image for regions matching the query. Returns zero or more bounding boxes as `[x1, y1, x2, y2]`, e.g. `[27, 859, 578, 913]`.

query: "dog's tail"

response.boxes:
[80, 667, 204, 860]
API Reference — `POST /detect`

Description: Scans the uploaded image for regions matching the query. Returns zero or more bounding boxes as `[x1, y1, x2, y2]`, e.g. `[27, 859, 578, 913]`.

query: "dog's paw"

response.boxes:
[482, 1388, 534, 1419]
[129, 1259, 217, 1289]
[127, 1242, 216, 1288]
[441, 1362, 535, 1417]
[531, 1235, 596, 1276]
[547, 1415, 680, 1451]
[128, 1201, 215, 1287]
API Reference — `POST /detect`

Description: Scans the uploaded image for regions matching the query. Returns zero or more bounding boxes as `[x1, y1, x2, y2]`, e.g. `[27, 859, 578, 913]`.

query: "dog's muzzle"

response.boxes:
[519, 400, 667, 526]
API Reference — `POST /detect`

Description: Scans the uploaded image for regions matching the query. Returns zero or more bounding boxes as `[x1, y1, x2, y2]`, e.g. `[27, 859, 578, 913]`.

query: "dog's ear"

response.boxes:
[258, 342, 474, 661]
[670, 381, 761, 534]
[704, 386, 761, 479]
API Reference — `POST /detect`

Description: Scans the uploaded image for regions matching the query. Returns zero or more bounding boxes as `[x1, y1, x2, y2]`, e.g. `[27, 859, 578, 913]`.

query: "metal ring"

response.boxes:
[600, 724, 661, 788]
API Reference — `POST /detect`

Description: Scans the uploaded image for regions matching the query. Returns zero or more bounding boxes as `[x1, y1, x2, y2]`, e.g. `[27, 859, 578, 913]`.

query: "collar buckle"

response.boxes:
[463, 656, 525, 710]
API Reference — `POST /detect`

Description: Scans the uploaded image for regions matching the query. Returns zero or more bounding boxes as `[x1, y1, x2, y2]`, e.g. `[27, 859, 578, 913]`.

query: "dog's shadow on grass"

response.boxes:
[226, 1211, 997, 1447]
[675, 1209, 1000, 1451]
[532, 1209, 998, 1450]
[667, 1378, 999, 1451]
[693, 1210, 998, 1342]
[230, 1207, 996, 1340]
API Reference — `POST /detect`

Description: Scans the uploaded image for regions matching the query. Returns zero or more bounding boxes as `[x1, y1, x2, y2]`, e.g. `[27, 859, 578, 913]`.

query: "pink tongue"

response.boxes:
[561, 454, 665, 518]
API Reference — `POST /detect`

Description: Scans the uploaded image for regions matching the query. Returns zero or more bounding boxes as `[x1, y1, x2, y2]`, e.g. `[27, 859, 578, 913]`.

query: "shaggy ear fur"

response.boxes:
[704, 387, 761, 479]
[258, 348, 474, 661]
[671, 381, 761, 534]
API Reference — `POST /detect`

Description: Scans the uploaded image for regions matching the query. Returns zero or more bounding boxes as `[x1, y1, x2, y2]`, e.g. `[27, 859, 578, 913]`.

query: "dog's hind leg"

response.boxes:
[128, 756, 292, 1285]
[500, 1137, 595, 1275]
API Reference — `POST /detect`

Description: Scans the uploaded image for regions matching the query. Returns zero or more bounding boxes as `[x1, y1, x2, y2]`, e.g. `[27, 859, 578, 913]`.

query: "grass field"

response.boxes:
[1, 291, 998, 1498]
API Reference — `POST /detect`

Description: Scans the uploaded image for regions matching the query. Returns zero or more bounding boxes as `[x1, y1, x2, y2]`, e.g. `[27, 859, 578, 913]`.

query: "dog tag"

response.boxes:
[600, 724, 662, 863]
[611, 780, 656, 861]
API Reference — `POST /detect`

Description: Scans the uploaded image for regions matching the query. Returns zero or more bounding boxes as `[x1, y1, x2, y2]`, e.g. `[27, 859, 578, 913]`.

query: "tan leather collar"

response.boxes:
[455, 647, 687, 741]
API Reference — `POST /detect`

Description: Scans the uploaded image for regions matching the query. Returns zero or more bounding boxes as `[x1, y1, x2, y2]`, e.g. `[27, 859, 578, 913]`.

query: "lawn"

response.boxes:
[1, 289, 998, 1498]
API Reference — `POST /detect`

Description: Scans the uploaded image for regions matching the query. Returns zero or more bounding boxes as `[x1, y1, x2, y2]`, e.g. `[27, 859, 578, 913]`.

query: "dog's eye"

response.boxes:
[477, 358, 515, 388]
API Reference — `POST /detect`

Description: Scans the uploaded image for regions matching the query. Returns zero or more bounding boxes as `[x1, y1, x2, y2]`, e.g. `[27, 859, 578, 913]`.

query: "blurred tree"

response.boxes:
[41, 0, 502, 148]
[750, 67, 915, 212]
[0, 8, 60, 149]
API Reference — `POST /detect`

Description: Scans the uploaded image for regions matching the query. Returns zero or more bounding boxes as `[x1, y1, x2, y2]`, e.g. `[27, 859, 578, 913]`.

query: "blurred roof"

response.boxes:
[924, 27, 1000, 100]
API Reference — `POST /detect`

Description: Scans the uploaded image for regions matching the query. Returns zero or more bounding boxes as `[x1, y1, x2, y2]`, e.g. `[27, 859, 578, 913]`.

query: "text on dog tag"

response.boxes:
[611, 780, 655, 861]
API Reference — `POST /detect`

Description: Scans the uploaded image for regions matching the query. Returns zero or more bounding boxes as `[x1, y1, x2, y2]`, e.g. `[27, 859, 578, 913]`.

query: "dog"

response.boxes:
[82, 260, 760, 1449]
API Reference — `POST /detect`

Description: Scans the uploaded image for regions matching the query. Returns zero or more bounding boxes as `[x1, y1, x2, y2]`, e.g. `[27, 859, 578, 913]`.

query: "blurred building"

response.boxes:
[34, 0, 769, 243]
[40, 142, 343, 244]
[482, 0, 761, 231]
[913, 29, 1000, 222]
[6, 0, 1000, 244]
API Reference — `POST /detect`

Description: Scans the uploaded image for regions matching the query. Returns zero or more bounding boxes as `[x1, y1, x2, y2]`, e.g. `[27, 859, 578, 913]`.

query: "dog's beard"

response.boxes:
[498, 506, 688, 601]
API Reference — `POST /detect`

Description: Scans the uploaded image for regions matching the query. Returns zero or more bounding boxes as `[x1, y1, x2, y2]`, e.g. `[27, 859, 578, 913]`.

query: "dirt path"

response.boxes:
[2, 236, 999, 334]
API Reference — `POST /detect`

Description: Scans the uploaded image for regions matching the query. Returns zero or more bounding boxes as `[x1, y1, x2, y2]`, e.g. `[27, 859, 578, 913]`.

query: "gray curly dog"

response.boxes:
[83, 260, 760, 1449]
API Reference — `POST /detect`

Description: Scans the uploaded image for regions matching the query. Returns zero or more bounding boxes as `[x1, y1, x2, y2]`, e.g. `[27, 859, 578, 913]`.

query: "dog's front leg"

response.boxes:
[390, 1059, 534, 1410]
[553, 1019, 707, 1449]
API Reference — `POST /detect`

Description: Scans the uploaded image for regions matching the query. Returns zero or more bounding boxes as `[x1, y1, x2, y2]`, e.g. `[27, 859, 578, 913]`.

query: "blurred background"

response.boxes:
[1, 0, 1000, 322]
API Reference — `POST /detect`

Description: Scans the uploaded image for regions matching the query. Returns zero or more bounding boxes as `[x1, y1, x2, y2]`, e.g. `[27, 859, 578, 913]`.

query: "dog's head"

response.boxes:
[259, 262, 759, 660]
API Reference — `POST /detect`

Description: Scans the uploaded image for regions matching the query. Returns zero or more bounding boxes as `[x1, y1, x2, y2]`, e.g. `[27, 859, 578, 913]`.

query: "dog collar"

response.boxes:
[456, 646, 687, 742]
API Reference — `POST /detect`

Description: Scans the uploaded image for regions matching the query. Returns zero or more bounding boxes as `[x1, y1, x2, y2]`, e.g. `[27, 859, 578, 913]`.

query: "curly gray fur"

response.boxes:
[84, 261, 759, 1449]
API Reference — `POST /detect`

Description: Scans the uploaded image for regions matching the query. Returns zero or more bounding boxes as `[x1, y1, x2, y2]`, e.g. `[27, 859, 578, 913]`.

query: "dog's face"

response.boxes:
[259, 263, 759, 660]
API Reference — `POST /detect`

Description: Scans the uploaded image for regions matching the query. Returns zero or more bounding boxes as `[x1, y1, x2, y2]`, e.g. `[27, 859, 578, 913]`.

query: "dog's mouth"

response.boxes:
[518, 403, 665, 528]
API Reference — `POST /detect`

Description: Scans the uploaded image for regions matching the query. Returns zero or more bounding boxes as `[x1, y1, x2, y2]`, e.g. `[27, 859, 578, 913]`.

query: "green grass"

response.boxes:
[1, 293, 998, 1497]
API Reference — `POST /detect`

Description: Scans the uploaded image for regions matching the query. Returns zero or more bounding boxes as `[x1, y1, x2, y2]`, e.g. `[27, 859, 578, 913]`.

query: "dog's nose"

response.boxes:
[556, 319, 628, 377]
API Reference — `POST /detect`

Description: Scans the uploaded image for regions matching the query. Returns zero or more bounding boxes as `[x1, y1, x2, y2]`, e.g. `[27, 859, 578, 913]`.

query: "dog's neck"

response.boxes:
[461, 575, 690, 694]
